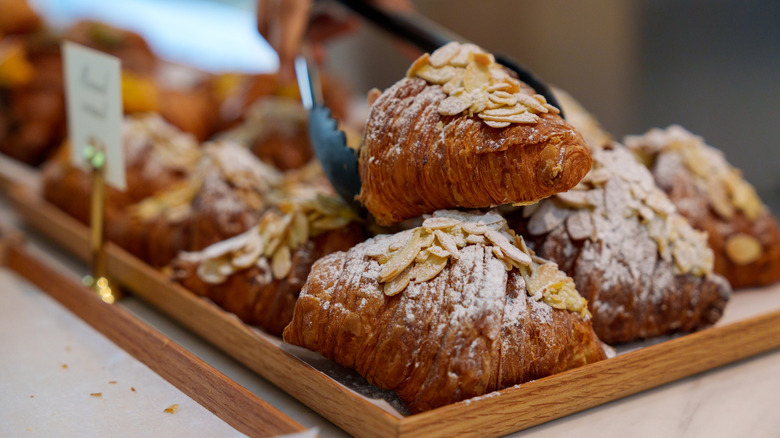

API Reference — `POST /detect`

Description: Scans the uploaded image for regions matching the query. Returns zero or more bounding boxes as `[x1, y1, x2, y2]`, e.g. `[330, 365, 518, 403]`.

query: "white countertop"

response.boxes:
[1, 195, 779, 438]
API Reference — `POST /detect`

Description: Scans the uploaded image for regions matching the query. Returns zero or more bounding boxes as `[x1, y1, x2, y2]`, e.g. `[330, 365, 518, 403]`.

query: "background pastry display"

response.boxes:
[41, 114, 200, 229]
[172, 179, 364, 335]
[123, 140, 281, 267]
[624, 126, 780, 289]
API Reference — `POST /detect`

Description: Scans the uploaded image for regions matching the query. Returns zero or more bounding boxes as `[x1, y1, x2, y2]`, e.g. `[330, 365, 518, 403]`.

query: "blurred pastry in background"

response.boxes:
[509, 144, 731, 344]
[41, 114, 201, 250]
[126, 140, 282, 267]
[63, 20, 157, 76]
[0, 30, 65, 164]
[0, 0, 43, 36]
[625, 125, 780, 288]
[172, 174, 363, 335]
[218, 97, 312, 171]
[358, 42, 592, 225]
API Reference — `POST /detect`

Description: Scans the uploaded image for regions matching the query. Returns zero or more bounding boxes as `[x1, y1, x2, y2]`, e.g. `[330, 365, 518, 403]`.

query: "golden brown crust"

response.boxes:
[283, 232, 606, 413]
[359, 78, 591, 225]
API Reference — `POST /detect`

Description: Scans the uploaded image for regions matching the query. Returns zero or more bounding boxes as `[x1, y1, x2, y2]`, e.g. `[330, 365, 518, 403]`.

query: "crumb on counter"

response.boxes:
[164, 404, 179, 414]
[90, 393, 102, 397]
[131, 387, 136, 392]
[108, 381, 117, 384]
[61, 364, 68, 369]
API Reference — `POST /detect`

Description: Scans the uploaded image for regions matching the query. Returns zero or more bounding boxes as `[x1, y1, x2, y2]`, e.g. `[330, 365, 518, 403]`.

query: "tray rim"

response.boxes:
[5, 180, 780, 438]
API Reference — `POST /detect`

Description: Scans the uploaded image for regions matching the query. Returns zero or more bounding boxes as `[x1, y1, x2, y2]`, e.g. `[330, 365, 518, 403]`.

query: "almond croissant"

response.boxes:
[358, 43, 592, 225]
[509, 145, 731, 344]
[283, 210, 607, 413]
[624, 126, 780, 288]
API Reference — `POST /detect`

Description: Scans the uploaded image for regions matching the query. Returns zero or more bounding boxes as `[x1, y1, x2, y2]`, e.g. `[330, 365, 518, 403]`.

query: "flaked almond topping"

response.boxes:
[405, 42, 558, 128]
[189, 191, 357, 284]
[624, 126, 765, 222]
[373, 210, 590, 318]
[529, 146, 714, 277]
[725, 233, 763, 265]
[131, 177, 204, 222]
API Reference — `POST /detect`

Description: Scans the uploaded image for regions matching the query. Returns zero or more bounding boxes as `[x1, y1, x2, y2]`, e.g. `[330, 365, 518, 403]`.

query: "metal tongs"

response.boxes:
[297, 0, 562, 210]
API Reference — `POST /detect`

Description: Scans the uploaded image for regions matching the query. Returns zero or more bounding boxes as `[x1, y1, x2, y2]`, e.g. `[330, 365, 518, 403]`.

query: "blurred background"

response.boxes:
[28, 0, 780, 212]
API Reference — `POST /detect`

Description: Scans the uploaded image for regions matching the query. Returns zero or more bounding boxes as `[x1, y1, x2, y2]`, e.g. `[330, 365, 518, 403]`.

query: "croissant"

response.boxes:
[509, 145, 731, 343]
[172, 189, 364, 335]
[283, 210, 607, 413]
[126, 140, 282, 267]
[358, 42, 592, 225]
[42, 114, 200, 226]
[624, 126, 780, 288]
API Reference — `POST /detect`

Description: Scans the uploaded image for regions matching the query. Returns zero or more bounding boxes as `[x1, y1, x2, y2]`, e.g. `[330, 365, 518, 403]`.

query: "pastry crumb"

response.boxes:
[131, 387, 136, 392]
[108, 381, 117, 384]
[29, 395, 34, 398]
[61, 364, 68, 369]
[90, 393, 102, 397]
[164, 404, 179, 414]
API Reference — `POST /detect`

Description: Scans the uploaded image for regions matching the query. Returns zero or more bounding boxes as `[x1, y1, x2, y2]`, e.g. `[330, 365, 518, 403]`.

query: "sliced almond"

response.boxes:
[271, 246, 293, 279]
[479, 112, 538, 124]
[429, 41, 461, 67]
[384, 266, 412, 296]
[197, 259, 229, 284]
[516, 93, 548, 113]
[485, 120, 510, 129]
[465, 234, 486, 244]
[485, 230, 532, 266]
[725, 233, 762, 265]
[434, 229, 460, 258]
[438, 94, 473, 116]
[527, 201, 571, 235]
[406, 53, 431, 78]
[416, 64, 458, 84]
[232, 231, 265, 268]
[565, 211, 594, 241]
[555, 190, 593, 209]
[427, 244, 450, 258]
[367, 88, 382, 106]
[422, 216, 461, 230]
[481, 105, 525, 117]
[379, 230, 422, 282]
[461, 222, 488, 235]
[450, 43, 484, 66]
[488, 90, 517, 107]
[463, 56, 491, 92]
[410, 254, 448, 283]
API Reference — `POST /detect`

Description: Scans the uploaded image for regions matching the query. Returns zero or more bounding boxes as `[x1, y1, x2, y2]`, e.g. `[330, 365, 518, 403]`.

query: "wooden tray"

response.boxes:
[4, 177, 780, 438]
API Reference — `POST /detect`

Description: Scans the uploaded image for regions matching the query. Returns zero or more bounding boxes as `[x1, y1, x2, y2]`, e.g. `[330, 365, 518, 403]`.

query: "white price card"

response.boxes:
[62, 41, 125, 190]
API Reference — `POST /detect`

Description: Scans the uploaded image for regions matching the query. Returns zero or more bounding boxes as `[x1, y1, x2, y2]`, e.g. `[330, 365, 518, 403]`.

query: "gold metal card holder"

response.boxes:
[81, 139, 120, 303]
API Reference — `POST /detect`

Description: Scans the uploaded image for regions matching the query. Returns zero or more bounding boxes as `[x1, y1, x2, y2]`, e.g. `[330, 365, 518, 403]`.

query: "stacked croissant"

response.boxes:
[4, 14, 780, 414]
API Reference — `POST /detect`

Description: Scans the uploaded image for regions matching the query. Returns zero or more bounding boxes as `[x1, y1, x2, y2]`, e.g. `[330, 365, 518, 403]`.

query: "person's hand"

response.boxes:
[257, 0, 355, 79]
[257, 0, 414, 79]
